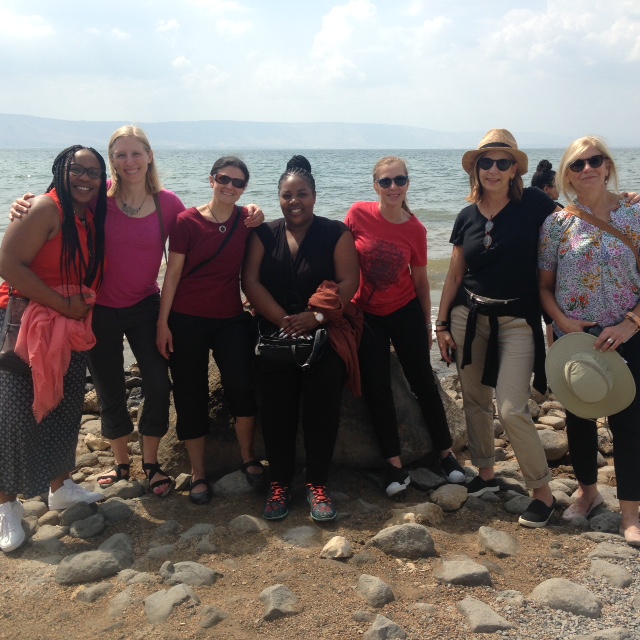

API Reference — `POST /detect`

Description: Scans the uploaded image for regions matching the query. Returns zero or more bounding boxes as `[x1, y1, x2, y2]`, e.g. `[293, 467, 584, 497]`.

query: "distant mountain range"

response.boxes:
[0, 113, 571, 149]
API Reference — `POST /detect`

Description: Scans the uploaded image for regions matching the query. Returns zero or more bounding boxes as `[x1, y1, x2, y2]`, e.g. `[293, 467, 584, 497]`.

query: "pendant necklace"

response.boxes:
[207, 202, 227, 233]
[121, 192, 147, 217]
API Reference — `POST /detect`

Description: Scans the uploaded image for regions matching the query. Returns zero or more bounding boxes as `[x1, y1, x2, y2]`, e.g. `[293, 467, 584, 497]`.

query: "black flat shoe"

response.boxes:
[189, 478, 213, 505]
[241, 459, 267, 488]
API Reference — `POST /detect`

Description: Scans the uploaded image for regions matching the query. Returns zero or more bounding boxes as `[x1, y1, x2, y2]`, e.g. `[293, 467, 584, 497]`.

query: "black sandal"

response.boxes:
[189, 478, 213, 505]
[241, 459, 267, 488]
[143, 462, 174, 497]
[97, 463, 130, 487]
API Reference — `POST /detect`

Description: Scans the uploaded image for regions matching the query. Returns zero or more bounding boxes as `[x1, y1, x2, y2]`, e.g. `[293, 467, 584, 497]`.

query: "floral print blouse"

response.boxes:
[538, 201, 640, 337]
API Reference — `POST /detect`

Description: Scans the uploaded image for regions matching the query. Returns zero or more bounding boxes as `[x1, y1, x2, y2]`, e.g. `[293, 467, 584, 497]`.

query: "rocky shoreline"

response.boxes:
[0, 365, 638, 640]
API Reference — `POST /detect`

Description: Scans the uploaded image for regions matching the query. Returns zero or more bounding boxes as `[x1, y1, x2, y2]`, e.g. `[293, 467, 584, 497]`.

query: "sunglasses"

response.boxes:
[213, 173, 247, 189]
[484, 219, 495, 249]
[376, 175, 409, 189]
[477, 158, 515, 172]
[568, 154, 606, 173]
[68, 164, 103, 180]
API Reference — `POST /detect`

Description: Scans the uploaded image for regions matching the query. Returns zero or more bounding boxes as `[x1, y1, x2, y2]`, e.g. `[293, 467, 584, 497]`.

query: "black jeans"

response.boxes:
[168, 311, 257, 441]
[89, 294, 171, 440]
[566, 332, 640, 502]
[359, 297, 452, 460]
[258, 346, 345, 486]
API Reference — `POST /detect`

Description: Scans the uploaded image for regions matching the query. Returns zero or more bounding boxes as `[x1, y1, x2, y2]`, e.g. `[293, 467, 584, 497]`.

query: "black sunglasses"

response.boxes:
[68, 164, 103, 180]
[376, 175, 409, 189]
[477, 158, 515, 172]
[213, 173, 247, 189]
[568, 154, 606, 173]
[484, 219, 495, 249]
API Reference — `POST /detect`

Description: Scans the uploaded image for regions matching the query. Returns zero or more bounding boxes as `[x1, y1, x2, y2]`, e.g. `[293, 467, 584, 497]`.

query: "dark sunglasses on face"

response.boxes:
[477, 158, 515, 172]
[68, 164, 103, 180]
[568, 154, 606, 173]
[213, 173, 247, 189]
[376, 175, 409, 189]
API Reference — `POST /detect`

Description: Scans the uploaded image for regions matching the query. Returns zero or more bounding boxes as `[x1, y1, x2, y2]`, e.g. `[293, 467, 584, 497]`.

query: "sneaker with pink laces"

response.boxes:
[262, 482, 291, 520]
[306, 484, 337, 521]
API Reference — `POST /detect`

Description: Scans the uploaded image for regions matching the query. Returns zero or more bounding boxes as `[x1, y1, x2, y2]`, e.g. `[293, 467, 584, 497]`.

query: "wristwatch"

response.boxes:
[312, 311, 325, 324]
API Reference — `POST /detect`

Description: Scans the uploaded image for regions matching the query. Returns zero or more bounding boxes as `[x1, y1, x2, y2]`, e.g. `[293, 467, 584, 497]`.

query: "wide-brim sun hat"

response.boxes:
[462, 128, 529, 176]
[546, 333, 636, 419]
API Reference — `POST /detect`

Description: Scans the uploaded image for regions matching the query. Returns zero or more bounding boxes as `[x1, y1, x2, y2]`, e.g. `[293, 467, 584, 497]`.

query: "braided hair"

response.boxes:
[47, 145, 107, 291]
[278, 155, 316, 193]
[531, 159, 556, 189]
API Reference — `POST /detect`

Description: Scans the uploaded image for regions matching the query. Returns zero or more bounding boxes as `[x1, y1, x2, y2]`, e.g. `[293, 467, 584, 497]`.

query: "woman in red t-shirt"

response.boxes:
[345, 156, 464, 497]
[157, 156, 262, 504]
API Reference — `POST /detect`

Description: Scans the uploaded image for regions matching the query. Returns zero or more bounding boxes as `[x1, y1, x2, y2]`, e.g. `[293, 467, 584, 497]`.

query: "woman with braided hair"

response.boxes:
[0, 145, 107, 553]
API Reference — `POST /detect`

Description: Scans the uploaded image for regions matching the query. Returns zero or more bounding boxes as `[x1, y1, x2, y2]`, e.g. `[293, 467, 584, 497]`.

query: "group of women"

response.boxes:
[1, 126, 639, 554]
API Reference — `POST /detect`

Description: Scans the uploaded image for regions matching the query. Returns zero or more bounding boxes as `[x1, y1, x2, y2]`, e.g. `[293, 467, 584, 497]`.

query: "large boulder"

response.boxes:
[158, 354, 467, 476]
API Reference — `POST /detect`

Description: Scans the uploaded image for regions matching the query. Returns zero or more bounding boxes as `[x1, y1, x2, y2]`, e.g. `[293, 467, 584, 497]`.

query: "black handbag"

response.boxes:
[0, 290, 31, 376]
[255, 321, 327, 370]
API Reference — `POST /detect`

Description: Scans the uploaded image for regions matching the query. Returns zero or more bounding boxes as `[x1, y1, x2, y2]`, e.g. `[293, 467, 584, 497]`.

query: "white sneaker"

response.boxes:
[0, 500, 26, 552]
[48, 479, 104, 511]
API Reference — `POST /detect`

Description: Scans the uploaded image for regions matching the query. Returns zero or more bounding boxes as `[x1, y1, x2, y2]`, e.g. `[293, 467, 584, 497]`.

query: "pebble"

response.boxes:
[159, 560, 222, 586]
[408, 467, 446, 491]
[56, 550, 132, 585]
[259, 584, 303, 620]
[199, 604, 229, 629]
[321, 535, 353, 559]
[530, 578, 602, 618]
[72, 582, 113, 603]
[144, 583, 200, 624]
[429, 484, 467, 511]
[371, 523, 436, 559]
[69, 514, 106, 539]
[434, 558, 492, 586]
[102, 480, 145, 500]
[589, 559, 633, 588]
[356, 574, 395, 607]
[363, 614, 407, 640]
[477, 526, 520, 558]
[228, 514, 269, 534]
[457, 596, 514, 632]
[179, 523, 215, 542]
[212, 469, 254, 497]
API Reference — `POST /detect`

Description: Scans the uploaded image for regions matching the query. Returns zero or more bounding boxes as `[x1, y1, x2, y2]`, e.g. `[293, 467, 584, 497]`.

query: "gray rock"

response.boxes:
[32, 524, 67, 542]
[363, 614, 407, 640]
[102, 480, 144, 500]
[356, 574, 395, 607]
[457, 596, 514, 632]
[463, 496, 496, 516]
[281, 526, 320, 548]
[259, 584, 303, 621]
[59, 501, 96, 526]
[179, 523, 215, 542]
[430, 484, 467, 511]
[590, 511, 622, 533]
[174, 473, 191, 492]
[56, 550, 131, 585]
[569, 629, 633, 640]
[353, 610, 377, 623]
[530, 578, 601, 618]
[116, 569, 139, 583]
[408, 467, 446, 491]
[37, 511, 60, 527]
[73, 583, 113, 603]
[97, 499, 134, 525]
[22, 501, 48, 519]
[159, 560, 222, 586]
[154, 519, 181, 541]
[196, 535, 217, 554]
[552, 490, 572, 509]
[147, 544, 176, 562]
[70, 514, 106, 539]
[477, 526, 520, 558]
[199, 604, 229, 629]
[588, 542, 638, 560]
[351, 552, 377, 567]
[75, 452, 99, 468]
[538, 415, 566, 430]
[496, 590, 525, 607]
[321, 536, 353, 559]
[434, 559, 492, 586]
[549, 479, 575, 494]
[22, 516, 37, 538]
[589, 559, 633, 588]
[99, 533, 134, 560]
[144, 583, 200, 624]
[212, 470, 254, 497]
[371, 524, 436, 559]
[228, 514, 269, 534]
[496, 477, 527, 495]
[409, 502, 444, 525]
[538, 429, 569, 460]
[30, 538, 66, 555]
[503, 495, 531, 515]
[108, 586, 134, 618]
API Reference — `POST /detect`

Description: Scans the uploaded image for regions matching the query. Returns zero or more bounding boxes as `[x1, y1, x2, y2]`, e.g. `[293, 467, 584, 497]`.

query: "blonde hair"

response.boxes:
[373, 156, 411, 214]
[466, 152, 523, 204]
[107, 125, 162, 197]
[557, 136, 618, 201]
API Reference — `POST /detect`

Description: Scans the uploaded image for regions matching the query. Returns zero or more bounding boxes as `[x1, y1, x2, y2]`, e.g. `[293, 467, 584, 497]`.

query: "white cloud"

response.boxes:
[158, 19, 179, 33]
[111, 28, 130, 40]
[0, 8, 53, 39]
[172, 56, 191, 69]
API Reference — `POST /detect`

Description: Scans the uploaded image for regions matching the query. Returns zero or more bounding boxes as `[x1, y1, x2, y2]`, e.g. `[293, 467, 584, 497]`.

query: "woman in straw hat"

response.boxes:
[539, 136, 640, 546]
[436, 129, 560, 528]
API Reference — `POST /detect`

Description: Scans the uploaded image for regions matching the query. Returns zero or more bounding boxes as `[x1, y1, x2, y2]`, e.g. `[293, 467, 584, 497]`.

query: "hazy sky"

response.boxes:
[2, 0, 639, 143]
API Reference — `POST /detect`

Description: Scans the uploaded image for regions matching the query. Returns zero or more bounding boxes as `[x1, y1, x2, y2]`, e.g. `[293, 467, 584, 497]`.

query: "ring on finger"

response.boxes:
[607, 337, 615, 344]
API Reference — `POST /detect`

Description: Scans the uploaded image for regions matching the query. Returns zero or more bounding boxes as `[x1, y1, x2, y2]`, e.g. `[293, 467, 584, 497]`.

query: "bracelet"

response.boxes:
[625, 311, 640, 331]
[435, 320, 449, 327]
[434, 328, 449, 333]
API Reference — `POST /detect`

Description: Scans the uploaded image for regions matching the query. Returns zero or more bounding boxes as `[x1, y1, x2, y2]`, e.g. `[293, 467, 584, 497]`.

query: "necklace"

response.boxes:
[207, 202, 227, 233]
[74, 208, 87, 227]
[121, 192, 147, 217]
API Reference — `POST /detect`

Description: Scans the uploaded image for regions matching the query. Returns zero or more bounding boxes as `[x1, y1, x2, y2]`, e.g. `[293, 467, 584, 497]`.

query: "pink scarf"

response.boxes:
[15, 285, 96, 422]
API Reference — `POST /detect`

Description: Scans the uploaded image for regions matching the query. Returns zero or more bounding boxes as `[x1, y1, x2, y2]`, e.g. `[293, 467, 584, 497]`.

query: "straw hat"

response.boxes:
[462, 128, 529, 176]
[546, 333, 636, 419]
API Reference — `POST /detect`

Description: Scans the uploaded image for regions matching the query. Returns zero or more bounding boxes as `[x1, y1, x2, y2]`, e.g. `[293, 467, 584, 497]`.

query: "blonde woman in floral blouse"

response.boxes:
[539, 135, 640, 547]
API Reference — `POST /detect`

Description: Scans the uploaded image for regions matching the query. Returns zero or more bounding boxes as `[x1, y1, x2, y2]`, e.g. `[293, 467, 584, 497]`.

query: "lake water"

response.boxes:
[2, 147, 640, 298]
